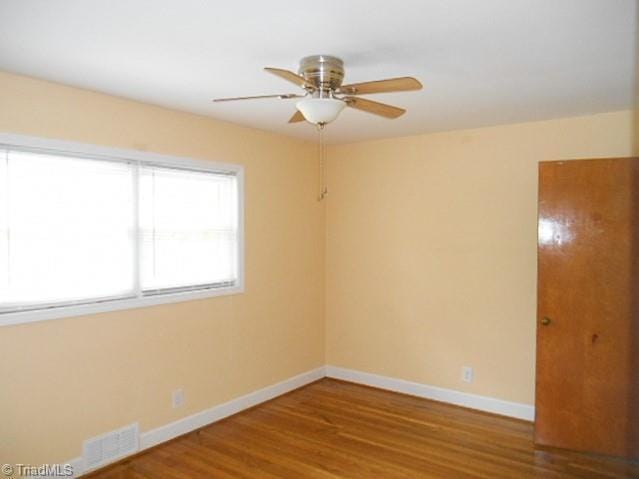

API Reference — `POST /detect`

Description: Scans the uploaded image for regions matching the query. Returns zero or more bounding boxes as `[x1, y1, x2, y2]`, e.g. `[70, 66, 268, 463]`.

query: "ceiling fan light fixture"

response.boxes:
[296, 98, 346, 125]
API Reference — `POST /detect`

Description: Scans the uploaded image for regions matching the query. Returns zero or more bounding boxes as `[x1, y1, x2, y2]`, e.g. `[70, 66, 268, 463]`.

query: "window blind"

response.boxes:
[0, 145, 240, 316]
[139, 165, 238, 293]
[0, 149, 135, 311]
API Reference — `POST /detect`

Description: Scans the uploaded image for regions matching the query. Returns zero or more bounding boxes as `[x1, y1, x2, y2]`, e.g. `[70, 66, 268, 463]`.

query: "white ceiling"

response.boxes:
[0, 0, 636, 144]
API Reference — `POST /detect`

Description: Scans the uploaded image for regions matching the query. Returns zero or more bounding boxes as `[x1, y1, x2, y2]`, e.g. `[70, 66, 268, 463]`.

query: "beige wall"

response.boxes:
[325, 111, 636, 405]
[0, 71, 325, 465]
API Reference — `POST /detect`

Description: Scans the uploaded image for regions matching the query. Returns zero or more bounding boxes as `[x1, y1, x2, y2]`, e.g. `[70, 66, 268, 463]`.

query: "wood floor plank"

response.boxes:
[86, 379, 639, 478]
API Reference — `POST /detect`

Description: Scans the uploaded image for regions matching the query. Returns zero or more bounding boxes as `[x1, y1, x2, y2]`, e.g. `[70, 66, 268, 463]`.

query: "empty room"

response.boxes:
[1, 1, 638, 477]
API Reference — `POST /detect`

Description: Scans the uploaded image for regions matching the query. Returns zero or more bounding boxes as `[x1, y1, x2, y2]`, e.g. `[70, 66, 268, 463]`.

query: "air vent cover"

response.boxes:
[83, 422, 139, 470]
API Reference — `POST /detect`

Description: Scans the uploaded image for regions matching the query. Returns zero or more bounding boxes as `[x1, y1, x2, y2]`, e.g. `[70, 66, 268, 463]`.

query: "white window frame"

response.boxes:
[0, 133, 245, 327]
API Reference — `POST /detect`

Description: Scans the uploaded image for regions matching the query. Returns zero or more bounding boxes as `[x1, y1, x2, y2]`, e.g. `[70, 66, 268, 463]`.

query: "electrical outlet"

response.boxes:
[172, 388, 184, 408]
[461, 366, 473, 383]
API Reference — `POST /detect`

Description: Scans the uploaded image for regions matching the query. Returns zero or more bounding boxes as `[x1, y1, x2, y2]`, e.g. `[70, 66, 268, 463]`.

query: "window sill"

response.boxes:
[0, 284, 245, 327]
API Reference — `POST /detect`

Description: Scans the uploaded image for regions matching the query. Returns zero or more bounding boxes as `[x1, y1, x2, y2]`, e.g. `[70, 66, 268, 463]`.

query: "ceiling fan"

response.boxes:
[213, 55, 423, 126]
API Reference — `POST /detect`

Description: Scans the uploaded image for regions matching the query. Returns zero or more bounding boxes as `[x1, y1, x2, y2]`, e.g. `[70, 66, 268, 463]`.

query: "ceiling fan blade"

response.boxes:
[213, 93, 303, 102]
[264, 67, 308, 88]
[288, 110, 305, 123]
[338, 77, 422, 95]
[343, 97, 406, 119]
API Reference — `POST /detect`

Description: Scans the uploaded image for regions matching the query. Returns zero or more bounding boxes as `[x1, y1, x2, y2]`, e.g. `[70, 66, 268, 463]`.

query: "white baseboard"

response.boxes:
[139, 366, 326, 451]
[325, 365, 534, 421]
[40, 364, 534, 477]
[54, 366, 325, 478]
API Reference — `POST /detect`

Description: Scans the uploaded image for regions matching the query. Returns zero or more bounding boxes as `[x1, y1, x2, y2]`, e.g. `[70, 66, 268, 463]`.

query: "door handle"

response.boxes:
[541, 317, 552, 326]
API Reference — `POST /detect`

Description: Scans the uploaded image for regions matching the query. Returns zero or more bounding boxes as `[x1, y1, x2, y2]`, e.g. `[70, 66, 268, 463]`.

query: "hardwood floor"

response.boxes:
[87, 378, 639, 478]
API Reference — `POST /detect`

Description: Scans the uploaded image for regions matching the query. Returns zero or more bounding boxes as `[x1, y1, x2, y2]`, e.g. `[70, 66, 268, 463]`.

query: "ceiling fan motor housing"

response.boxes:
[299, 55, 344, 95]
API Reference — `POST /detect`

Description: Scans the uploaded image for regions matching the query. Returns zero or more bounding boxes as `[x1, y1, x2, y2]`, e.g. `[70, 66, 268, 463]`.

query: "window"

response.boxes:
[0, 134, 243, 326]
[139, 165, 238, 293]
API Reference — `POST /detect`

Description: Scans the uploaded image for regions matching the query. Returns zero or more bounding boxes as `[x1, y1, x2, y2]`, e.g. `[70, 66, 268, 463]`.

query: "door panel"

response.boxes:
[535, 158, 639, 459]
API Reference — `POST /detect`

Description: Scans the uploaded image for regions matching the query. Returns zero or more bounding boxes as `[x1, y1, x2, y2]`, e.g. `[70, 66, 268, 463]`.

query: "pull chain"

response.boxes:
[317, 123, 327, 201]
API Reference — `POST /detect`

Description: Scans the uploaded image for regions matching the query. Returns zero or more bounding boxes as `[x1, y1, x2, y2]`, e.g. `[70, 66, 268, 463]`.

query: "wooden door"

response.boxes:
[535, 158, 639, 459]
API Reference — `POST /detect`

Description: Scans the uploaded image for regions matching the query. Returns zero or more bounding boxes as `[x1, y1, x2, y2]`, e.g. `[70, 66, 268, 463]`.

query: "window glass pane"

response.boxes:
[0, 150, 135, 308]
[139, 166, 238, 291]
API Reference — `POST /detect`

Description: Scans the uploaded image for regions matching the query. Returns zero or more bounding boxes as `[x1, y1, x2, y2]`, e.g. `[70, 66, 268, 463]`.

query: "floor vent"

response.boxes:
[83, 422, 139, 470]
